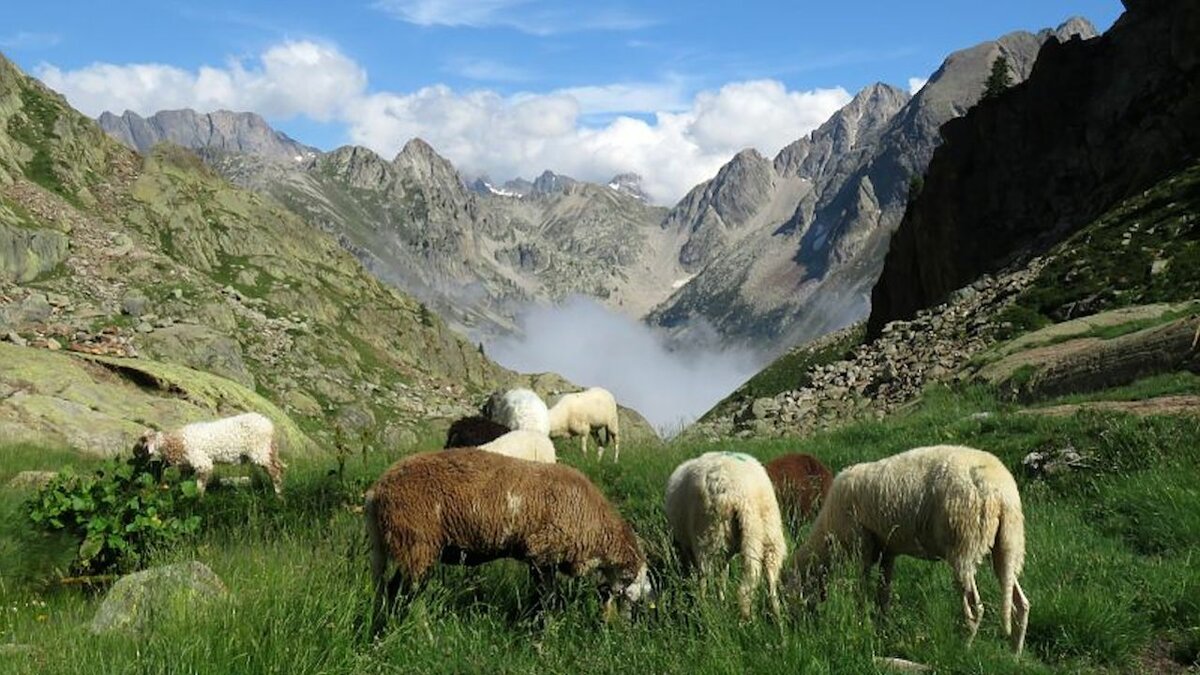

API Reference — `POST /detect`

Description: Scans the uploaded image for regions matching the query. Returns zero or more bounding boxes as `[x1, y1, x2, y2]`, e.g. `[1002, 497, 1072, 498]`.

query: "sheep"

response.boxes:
[793, 445, 1030, 655]
[664, 451, 786, 619]
[482, 388, 550, 435]
[444, 415, 509, 449]
[547, 387, 621, 462]
[477, 429, 558, 463]
[764, 453, 833, 532]
[133, 412, 284, 496]
[365, 449, 651, 633]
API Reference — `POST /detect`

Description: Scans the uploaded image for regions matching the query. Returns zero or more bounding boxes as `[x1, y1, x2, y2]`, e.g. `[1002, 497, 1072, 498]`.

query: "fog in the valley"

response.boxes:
[486, 297, 764, 436]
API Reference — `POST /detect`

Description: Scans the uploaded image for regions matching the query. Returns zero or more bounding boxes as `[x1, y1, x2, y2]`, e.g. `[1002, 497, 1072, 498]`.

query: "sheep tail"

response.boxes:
[992, 494, 1026, 637]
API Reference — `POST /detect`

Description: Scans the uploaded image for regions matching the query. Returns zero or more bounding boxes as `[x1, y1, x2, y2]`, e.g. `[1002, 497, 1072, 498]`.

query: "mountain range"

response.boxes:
[95, 18, 1097, 359]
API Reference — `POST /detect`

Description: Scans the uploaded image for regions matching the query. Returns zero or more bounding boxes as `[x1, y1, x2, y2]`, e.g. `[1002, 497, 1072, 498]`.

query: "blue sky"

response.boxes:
[2, 1, 1123, 202]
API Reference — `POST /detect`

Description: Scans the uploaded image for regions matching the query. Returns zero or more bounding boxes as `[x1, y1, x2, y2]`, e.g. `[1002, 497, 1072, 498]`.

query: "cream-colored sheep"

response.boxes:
[665, 451, 786, 618]
[794, 445, 1030, 655]
[133, 412, 284, 496]
[548, 387, 621, 461]
[483, 388, 550, 435]
[477, 429, 557, 463]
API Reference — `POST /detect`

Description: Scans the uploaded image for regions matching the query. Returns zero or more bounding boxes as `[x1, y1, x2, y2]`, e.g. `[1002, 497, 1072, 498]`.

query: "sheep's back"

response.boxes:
[373, 450, 616, 559]
[177, 413, 273, 463]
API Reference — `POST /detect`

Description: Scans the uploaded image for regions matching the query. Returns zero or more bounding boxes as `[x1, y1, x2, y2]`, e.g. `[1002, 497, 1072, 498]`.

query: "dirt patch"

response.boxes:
[1022, 396, 1200, 418]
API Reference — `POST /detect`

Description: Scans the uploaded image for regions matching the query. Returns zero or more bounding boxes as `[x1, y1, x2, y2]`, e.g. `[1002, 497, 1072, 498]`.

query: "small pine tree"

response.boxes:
[983, 55, 1013, 100]
[907, 174, 925, 203]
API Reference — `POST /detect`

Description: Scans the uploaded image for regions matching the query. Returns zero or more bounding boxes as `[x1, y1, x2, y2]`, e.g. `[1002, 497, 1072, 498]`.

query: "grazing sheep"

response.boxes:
[477, 429, 558, 463]
[765, 453, 833, 531]
[133, 412, 284, 496]
[444, 415, 509, 449]
[482, 388, 550, 435]
[547, 387, 621, 462]
[794, 445, 1029, 655]
[665, 451, 786, 618]
[365, 449, 651, 633]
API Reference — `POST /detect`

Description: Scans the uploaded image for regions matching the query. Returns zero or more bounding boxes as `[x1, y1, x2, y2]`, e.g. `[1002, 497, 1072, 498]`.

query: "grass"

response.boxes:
[1, 386, 1198, 673]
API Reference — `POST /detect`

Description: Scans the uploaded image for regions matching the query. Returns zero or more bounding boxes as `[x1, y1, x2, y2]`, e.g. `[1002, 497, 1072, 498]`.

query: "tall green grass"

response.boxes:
[1, 386, 1198, 673]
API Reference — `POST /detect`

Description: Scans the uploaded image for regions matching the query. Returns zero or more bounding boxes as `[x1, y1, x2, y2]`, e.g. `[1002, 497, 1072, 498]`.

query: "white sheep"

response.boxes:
[133, 412, 284, 496]
[548, 387, 621, 461]
[794, 445, 1030, 655]
[483, 388, 550, 435]
[665, 451, 786, 618]
[476, 429, 557, 463]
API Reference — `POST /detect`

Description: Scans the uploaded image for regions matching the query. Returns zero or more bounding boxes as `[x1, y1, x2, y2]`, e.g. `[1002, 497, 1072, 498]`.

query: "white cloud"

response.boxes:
[907, 77, 928, 94]
[35, 41, 366, 120]
[38, 40, 850, 204]
[372, 0, 651, 35]
[345, 79, 849, 202]
[487, 296, 762, 434]
[447, 57, 531, 83]
[0, 32, 61, 49]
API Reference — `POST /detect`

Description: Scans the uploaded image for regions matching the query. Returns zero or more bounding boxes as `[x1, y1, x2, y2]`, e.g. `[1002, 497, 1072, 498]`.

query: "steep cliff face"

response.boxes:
[869, 0, 1200, 336]
[650, 19, 1095, 353]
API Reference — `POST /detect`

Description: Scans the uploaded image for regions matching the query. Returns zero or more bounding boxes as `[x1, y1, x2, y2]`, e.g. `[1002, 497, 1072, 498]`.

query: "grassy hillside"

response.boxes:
[996, 160, 1200, 335]
[0, 52, 510, 449]
[2, 383, 1197, 673]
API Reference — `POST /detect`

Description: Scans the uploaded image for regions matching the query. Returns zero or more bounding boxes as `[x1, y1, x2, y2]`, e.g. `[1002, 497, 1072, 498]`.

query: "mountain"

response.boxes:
[0, 51, 511, 451]
[648, 18, 1098, 354]
[869, 0, 1199, 336]
[97, 109, 318, 164]
[194, 139, 677, 337]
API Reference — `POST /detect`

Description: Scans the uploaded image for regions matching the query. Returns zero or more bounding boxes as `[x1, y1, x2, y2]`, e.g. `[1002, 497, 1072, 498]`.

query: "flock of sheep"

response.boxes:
[131, 385, 1030, 657]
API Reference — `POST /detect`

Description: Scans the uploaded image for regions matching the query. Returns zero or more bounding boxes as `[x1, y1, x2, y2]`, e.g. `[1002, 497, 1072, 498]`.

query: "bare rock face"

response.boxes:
[650, 18, 1096, 353]
[868, 0, 1198, 335]
[97, 109, 317, 164]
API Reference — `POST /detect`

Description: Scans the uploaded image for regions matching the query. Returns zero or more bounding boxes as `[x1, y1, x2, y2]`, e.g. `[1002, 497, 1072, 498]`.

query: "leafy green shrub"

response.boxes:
[25, 458, 201, 574]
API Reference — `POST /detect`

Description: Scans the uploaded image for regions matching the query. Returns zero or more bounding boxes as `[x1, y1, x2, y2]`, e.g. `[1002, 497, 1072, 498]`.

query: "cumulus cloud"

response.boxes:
[907, 77, 928, 94]
[372, 0, 652, 34]
[35, 41, 366, 120]
[38, 40, 851, 203]
[486, 297, 762, 434]
[344, 79, 849, 202]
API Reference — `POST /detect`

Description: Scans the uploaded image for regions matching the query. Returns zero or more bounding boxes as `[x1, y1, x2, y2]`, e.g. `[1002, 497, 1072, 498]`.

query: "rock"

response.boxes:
[0, 224, 69, 283]
[750, 397, 780, 420]
[335, 404, 377, 436]
[121, 291, 150, 317]
[90, 561, 228, 635]
[19, 293, 51, 323]
[6, 470, 57, 490]
[3, 331, 26, 347]
[873, 656, 932, 672]
[44, 338, 61, 351]
[136, 321, 154, 333]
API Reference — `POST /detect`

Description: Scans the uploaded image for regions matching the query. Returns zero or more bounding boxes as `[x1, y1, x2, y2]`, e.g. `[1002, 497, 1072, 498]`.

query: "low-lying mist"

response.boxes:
[485, 297, 765, 436]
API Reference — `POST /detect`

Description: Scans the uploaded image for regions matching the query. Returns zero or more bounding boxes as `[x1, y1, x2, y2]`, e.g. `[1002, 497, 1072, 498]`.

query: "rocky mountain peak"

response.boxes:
[531, 170, 577, 197]
[607, 173, 648, 201]
[393, 137, 464, 188]
[1050, 16, 1099, 42]
[97, 108, 317, 163]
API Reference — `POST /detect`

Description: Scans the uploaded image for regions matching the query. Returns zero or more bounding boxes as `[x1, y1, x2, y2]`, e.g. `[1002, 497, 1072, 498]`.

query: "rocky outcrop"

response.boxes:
[0, 224, 68, 282]
[98, 109, 318, 164]
[693, 257, 1049, 438]
[869, 0, 1200, 335]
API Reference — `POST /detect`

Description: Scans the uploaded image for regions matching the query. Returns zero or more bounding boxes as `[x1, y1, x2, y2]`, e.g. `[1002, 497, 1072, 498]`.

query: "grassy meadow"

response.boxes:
[1, 385, 1198, 674]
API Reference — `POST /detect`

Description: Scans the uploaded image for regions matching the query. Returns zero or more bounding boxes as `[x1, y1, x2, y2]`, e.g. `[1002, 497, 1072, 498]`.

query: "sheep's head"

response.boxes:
[133, 429, 164, 460]
[604, 563, 655, 621]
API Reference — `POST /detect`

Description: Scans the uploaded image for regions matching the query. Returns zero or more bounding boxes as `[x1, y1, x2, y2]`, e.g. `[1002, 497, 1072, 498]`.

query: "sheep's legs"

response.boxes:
[264, 458, 285, 496]
[956, 572, 984, 647]
[193, 468, 211, 496]
[1010, 581, 1030, 656]
[876, 553, 895, 614]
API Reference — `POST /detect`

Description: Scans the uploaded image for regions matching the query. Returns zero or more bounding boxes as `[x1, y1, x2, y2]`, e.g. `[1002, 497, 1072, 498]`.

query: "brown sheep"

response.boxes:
[444, 415, 509, 449]
[365, 449, 652, 633]
[765, 453, 833, 531]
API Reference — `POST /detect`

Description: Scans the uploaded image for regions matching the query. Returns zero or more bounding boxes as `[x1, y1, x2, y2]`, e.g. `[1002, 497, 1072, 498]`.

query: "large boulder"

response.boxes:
[90, 561, 227, 635]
